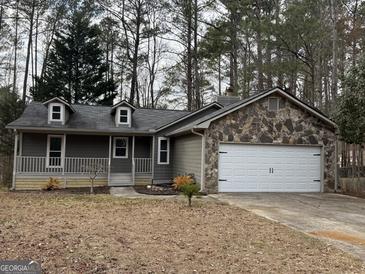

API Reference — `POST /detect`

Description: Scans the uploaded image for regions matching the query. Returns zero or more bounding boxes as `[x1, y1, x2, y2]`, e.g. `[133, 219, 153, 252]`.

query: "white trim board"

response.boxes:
[157, 137, 170, 165]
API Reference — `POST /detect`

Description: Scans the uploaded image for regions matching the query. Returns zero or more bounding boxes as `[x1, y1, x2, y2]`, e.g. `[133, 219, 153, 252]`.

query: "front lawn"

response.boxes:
[0, 192, 363, 273]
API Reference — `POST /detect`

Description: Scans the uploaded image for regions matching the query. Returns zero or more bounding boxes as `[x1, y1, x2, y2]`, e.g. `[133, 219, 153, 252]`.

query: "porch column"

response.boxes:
[108, 136, 112, 185]
[11, 130, 18, 190]
[132, 136, 135, 185]
[62, 134, 67, 187]
[151, 136, 155, 180]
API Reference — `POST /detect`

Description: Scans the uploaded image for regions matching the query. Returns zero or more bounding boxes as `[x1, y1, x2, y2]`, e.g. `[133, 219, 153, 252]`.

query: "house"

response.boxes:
[7, 87, 337, 193]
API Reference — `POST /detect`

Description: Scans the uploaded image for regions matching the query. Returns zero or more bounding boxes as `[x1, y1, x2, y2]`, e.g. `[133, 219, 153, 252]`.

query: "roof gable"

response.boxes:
[43, 97, 76, 113]
[197, 87, 336, 129]
[111, 100, 136, 113]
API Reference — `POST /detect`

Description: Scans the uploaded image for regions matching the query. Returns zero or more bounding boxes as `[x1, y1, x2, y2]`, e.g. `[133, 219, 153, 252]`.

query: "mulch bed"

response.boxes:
[134, 184, 179, 195]
[15, 186, 110, 195]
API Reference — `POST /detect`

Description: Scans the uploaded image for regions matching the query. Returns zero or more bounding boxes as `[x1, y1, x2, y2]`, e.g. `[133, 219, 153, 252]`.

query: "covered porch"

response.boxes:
[13, 132, 154, 189]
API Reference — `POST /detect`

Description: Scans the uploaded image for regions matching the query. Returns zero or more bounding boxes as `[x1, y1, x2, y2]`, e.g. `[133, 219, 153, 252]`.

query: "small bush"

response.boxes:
[173, 175, 194, 189]
[173, 175, 199, 207]
[180, 183, 200, 207]
[43, 177, 60, 191]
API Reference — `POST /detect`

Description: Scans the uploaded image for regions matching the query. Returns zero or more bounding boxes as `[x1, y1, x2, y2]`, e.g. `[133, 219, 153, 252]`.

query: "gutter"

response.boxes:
[191, 128, 205, 193]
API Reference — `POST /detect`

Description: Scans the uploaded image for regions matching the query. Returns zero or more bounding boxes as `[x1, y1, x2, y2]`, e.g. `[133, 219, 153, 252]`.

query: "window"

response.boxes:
[158, 137, 169, 164]
[49, 103, 64, 123]
[52, 105, 61, 120]
[113, 137, 128, 158]
[268, 97, 279, 112]
[117, 107, 131, 126]
[47, 135, 64, 167]
[119, 109, 128, 123]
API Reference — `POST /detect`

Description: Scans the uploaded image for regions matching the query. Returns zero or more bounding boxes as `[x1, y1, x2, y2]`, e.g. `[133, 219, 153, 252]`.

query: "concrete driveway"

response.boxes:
[213, 193, 365, 261]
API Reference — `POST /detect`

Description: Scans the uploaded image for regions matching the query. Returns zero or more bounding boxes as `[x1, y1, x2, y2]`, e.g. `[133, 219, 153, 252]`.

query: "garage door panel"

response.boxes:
[218, 144, 321, 192]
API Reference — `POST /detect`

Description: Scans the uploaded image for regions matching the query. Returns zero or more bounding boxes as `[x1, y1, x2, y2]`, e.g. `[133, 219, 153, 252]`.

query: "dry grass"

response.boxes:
[0, 192, 364, 273]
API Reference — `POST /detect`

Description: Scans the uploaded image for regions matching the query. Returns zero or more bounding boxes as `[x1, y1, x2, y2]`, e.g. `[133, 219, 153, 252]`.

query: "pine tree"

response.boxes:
[32, 3, 117, 105]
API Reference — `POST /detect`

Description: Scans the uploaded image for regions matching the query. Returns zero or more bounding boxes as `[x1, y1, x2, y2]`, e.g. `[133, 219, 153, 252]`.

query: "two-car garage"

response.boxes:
[218, 144, 322, 193]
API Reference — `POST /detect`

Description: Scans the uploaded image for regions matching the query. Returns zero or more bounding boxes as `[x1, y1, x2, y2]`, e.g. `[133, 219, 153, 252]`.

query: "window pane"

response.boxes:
[116, 138, 127, 148]
[120, 116, 128, 123]
[160, 151, 167, 163]
[120, 110, 128, 115]
[115, 147, 126, 157]
[52, 112, 61, 120]
[160, 140, 168, 150]
[50, 137, 62, 150]
[52, 106, 61, 112]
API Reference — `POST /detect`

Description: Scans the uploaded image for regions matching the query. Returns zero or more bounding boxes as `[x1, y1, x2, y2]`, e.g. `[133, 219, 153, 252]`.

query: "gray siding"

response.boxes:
[152, 106, 219, 182]
[22, 133, 47, 156]
[172, 134, 202, 184]
[66, 135, 109, 157]
[134, 136, 152, 158]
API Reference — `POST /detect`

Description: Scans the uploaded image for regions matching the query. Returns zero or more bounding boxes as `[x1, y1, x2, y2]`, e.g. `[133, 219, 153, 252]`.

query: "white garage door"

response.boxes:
[218, 144, 322, 192]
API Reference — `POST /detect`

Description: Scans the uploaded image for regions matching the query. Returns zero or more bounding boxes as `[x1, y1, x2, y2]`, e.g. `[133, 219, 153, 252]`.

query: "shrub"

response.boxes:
[173, 175, 199, 207]
[43, 177, 60, 191]
[173, 175, 194, 189]
[180, 183, 200, 207]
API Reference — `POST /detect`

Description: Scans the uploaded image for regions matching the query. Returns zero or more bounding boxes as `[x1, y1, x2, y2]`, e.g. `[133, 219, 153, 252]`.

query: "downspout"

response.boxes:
[191, 128, 205, 192]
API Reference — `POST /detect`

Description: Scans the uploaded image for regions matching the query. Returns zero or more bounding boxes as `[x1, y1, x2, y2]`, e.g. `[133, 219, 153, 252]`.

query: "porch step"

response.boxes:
[109, 173, 133, 186]
[135, 173, 152, 186]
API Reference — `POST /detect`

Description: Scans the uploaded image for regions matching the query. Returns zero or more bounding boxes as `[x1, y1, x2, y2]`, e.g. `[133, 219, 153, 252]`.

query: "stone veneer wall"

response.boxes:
[204, 94, 337, 193]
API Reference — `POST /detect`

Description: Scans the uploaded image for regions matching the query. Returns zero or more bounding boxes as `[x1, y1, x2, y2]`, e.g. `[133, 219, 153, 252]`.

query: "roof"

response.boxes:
[166, 87, 336, 136]
[7, 102, 189, 134]
[8, 87, 336, 135]
[155, 102, 223, 132]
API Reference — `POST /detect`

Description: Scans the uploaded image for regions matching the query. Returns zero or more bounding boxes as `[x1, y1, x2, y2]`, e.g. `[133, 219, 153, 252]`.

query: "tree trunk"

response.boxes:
[23, 0, 36, 102]
[193, 0, 200, 110]
[256, 11, 264, 91]
[34, 10, 39, 89]
[218, 54, 221, 96]
[12, 0, 19, 94]
[186, 0, 193, 110]
[331, 0, 338, 102]
[129, 1, 142, 106]
[229, 5, 239, 95]
[351, 0, 358, 67]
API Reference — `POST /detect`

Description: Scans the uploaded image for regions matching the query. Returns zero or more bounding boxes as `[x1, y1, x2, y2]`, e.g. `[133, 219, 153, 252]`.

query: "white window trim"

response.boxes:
[48, 102, 65, 124]
[46, 135, 65, 168]
[116, 107, 131, 126]
[113, 137, 129, 159]
[268, 97, 280, 112]
[158, 137, 170, 165]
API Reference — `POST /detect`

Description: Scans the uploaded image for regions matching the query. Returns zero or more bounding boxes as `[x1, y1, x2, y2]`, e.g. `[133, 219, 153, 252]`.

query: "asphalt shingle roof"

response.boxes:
[7, 102, 190, 133]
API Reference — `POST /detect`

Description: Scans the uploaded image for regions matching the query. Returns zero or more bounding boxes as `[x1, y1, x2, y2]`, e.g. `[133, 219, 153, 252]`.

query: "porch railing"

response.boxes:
[16, 156, 108, 175]
[134, 158, 152, 174]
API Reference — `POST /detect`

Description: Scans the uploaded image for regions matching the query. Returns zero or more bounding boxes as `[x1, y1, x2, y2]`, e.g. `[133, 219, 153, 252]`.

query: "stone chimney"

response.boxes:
[216, 86, 241, 106]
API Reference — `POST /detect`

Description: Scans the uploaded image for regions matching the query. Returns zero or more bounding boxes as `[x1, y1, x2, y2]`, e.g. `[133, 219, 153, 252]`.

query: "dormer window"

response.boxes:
[119, 108, 129, 124]
[116, 107, 131, 126]
[52, 105, 61, 120]
[49, 102, 65, 123]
